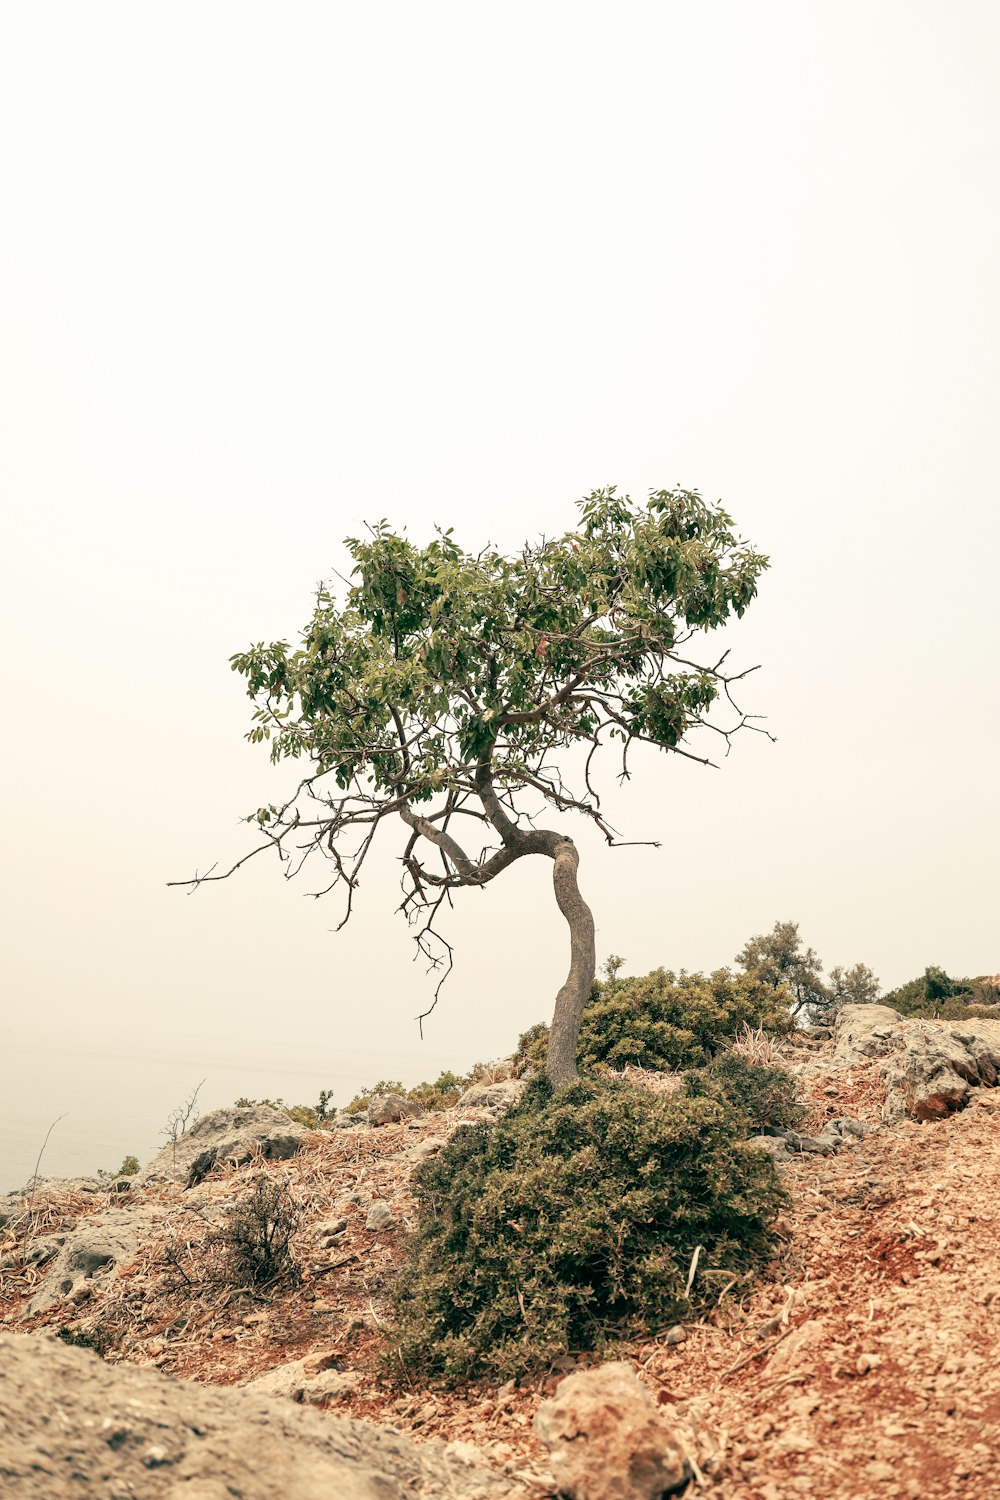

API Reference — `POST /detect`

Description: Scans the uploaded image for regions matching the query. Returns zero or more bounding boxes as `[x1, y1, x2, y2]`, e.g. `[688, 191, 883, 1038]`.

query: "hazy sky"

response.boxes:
[2, 2, 998, 1102]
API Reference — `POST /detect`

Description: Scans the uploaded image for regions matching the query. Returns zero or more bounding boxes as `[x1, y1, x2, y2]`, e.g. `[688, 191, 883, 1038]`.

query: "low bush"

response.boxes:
[883, 966, 999, 1019]
[97, 1154, 141, 1182]
[343, 1070, 473, 1115]
[407, 1070, 468, 1112]
[57, 1320, 119, 1359]
[211, 1176, 302, 1289]
[685, 1053, 803, 1134]
[233, 1090, 337, 1128]
[515, 966, 794, 1077]
[388, 1077, 787, 1383]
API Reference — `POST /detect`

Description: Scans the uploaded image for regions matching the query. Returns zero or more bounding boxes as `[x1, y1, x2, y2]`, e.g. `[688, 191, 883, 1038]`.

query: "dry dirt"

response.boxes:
[3, 1046, 1000, 1499]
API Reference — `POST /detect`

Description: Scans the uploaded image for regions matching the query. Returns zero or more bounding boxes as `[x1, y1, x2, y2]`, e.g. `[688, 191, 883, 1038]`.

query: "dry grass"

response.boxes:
[726, 1024, 782, 1067]
[468, 1057, 517, 1086]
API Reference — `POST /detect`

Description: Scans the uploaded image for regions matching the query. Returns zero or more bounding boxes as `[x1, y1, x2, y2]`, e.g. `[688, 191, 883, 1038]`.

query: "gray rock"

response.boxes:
[364, 1201, 394, 1233]
[829, 1117, 867, 1138]
[534, 1361, 709, 1500]
[883, 1028, 980, 1123]
[318, 1217, 349, 1242]
[748, 1135, 790, 1159]
[784, 1131, 835, 1156]
[833, 1005, 1000, 1123]
[242, 1355, 362, 1406]
[455, 1079, 527, 1111]
[367, 1093, 421, 1126]
[25, 1204, 169, 1315]
[664, 1326, 687, 1345]
[0, 1331, 516, 1499]
[833, 1004, 906, 1064]
[138, 1106, 309, 1187]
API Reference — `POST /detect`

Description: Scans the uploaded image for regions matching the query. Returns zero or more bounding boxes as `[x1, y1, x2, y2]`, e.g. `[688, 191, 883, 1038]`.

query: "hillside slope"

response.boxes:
[3, 1011, 999, 1499]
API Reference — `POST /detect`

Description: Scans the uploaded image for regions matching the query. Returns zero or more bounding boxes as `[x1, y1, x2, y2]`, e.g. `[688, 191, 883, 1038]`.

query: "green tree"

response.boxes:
[174, 488, 768, 1086]
[883, 965, 974, 1018]
[736, 921, 829, 1017]
[827, 961, 881, 1009]
[736, 920, 878, 1022]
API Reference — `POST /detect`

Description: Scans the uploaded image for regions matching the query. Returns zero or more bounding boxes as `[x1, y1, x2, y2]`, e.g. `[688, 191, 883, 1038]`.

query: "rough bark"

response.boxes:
[399, 760, 596, 1086]
[546, 836, 596, 1089]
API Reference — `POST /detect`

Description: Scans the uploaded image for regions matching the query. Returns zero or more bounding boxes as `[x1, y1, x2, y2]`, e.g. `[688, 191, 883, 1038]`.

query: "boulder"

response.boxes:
[748, 1135, 790, 1160]
[25, 1204, 169, 1315]
[833, 1006, 1000, 1123]
[138, 1106, 308, 1187]
[833, 1004, 905, 1064]
[534, 1361, 714, 1500]
[455, 1079, 527, 1111]
[783, 1131, 836, 1156]
[883, 1028, 980, 1123]
[0, 1332, 518, 1499]
[367, 1093, 421, 1126]
[242, 1353, 361, 1406]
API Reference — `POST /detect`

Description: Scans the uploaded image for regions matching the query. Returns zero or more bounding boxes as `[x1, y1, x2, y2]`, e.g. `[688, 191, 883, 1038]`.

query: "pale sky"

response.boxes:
[2, 2, 998, 1102]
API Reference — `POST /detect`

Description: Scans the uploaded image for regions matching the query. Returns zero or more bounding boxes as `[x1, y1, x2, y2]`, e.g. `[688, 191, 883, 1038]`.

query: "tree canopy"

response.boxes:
[176, 487, 769, 1084]
[735, 919, 880, 1021]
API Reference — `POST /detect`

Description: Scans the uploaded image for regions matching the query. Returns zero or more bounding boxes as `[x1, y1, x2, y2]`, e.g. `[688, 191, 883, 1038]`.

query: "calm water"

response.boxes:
[0, 1038, 451, 1194]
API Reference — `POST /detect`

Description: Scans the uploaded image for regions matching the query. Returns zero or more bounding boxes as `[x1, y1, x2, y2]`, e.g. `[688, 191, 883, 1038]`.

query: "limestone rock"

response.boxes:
[25, 1205, 169, 1315]
[138, 1106, 308, 1187]
[0, 1332, 518, 1499]
[533, 1361, 692, 1500]
[365, 1200, 394, 1232]
[749, 1135, 790, 1159]
[784, 1131, 836, 1156]
[833, 1006, 1000, 1123]
[367, 1093, 421, 1126]
[242, 1354, 362, 1406]
[882, 1028, 980, 1122]
[832, 1004, 905, 1064]
[455, 1079, 527, 1111]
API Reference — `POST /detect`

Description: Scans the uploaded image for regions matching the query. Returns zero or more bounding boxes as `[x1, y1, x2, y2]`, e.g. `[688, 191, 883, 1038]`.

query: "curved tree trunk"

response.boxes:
[546, 837, 596, 1088]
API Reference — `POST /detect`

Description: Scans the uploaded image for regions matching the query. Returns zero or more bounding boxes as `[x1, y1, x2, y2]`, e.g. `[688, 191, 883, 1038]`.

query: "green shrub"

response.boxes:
[57, 1321, 118, 1359]
[883, 967, 979, 1019]
[516, 967, 793, 1077]
[233, 1091, 337, 1128]
[408, 1070, 469, 1112]
[887, 968, 1000, 1018]
[686, 1054, 803, 1134]
[342, 1079, 406, 1115]
[96, 1153, 141, 1182]
[388, 1077, 787, 1383]
[343, 1071, 472, 1115]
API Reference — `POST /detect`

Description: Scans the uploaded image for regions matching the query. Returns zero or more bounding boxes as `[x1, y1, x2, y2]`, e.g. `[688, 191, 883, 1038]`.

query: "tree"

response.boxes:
[736, 920, 880, 1022]
[883, 965, 974, 1018]
[827, 962, 881, 1009]
[173, 488, 768, 1086]
[736, 921, 828, 1017]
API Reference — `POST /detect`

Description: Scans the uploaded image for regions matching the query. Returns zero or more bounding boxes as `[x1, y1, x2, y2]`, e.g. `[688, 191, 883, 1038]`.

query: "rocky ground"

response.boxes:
[2, 1006, 999, 1499]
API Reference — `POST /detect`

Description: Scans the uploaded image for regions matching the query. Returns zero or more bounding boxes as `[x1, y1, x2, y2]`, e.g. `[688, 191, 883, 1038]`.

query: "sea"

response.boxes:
[0, 1036, 453, 1195]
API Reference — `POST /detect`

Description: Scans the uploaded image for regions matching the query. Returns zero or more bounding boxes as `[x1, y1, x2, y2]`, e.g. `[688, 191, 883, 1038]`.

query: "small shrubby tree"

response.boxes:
[175, 488, 768, 1085]
[882, 965, 998, 1019]
[736, 920, 879, 1023]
